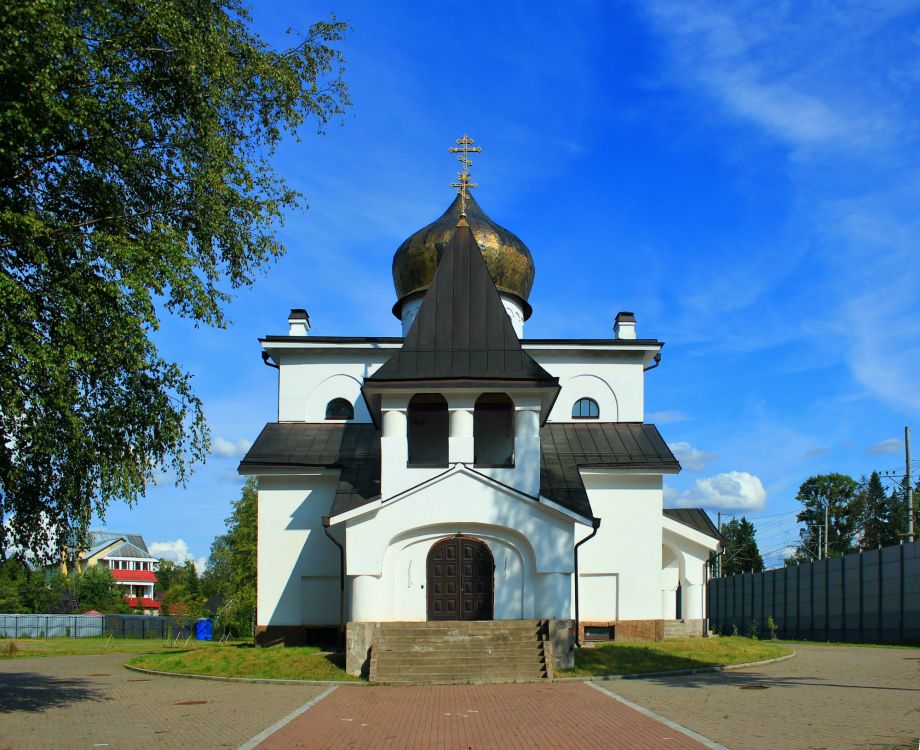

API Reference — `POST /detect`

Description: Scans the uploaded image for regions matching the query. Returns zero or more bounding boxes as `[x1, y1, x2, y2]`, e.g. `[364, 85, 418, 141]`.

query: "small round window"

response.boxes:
[572, 397, 599, 419]
[325, 398, 354, 421]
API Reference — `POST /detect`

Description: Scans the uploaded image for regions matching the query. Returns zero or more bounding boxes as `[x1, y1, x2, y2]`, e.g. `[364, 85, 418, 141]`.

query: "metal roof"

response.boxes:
[239, 421, 680, 523]
[87, 530, 149, 555]
[663, 508, 723, 541]
[367, 218, 557, 385]
[239, 422, 381, 516]
[539, 423, 680, 519]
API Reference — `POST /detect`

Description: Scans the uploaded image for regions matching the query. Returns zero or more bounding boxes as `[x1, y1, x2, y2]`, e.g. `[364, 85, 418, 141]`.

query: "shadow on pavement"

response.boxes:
[608, 669, 920, 692]
[0, 672, 106, 713]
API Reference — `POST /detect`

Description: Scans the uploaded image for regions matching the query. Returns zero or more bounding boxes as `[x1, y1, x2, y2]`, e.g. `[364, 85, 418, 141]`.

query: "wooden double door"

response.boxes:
[426, 536, 494, 621]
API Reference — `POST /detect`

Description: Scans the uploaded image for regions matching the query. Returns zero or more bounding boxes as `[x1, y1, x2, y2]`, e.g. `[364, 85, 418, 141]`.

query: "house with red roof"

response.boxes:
[75, 530, 161, 614]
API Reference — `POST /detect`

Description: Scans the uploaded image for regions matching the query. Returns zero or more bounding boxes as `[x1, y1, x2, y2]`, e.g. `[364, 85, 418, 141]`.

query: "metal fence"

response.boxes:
[707, 540, 920, 643]
[0, 613, 197, 639]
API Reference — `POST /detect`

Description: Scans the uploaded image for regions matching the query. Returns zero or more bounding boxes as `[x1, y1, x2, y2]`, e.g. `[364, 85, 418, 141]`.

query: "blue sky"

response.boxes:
[99, 1, 920, 570]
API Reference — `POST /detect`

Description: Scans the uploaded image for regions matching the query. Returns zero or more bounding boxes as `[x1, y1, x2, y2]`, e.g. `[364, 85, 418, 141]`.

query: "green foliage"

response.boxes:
[791, 473, 860, 560]
[0, 558, 66, 612]
[160, 581, 206, 619]
[75, 563, 128, 613]
[766, 615, 778, 640]
[0, 0, 350, 560]
[857, 472, 901, 549]
[154, 559, 181, 597]
[720, 517, 764, 575]
[205, 478, 257, 636]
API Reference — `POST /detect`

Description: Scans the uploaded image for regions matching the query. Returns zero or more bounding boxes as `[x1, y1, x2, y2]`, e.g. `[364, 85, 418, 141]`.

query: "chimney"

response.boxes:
[613, 311, 636, 340]
[288, 308, 311, 336]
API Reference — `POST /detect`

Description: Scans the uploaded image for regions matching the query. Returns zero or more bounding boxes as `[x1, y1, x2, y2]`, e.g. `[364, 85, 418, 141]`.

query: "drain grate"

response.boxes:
[173, 700, 208, 705]
[739, 684, 769, 690]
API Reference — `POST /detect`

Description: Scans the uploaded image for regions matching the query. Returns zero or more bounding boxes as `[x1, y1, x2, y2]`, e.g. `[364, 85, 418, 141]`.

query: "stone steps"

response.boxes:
[371, 620, 550, 685]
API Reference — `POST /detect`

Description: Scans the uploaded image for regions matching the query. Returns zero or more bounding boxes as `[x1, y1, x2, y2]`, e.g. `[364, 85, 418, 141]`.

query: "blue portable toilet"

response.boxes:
[195, 618, 213, 641]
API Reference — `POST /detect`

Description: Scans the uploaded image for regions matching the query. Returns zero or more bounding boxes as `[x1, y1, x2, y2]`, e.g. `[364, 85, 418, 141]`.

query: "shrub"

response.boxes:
[766, 616, 778, 640]
[747, 620, 759, 640]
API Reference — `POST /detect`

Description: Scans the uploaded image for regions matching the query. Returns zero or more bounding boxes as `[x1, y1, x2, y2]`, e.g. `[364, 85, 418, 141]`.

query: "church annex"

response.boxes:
[239, 137, 721, 676]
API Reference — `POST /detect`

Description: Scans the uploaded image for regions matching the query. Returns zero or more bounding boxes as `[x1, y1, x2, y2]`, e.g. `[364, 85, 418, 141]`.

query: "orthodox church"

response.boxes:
[239, 138, 721, 674]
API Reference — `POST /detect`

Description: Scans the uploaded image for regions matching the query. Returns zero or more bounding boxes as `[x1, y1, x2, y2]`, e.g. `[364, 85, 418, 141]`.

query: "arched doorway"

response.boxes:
[427, 536, 494, 621]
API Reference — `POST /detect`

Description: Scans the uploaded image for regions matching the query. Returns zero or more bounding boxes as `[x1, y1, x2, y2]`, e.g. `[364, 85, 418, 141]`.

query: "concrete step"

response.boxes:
[377, 653, 544, 666]
[370, 619, 550, 685]
[376, 635, 542, 646]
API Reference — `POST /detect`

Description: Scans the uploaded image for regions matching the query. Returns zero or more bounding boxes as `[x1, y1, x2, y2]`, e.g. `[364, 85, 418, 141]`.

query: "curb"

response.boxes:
[123, 662, 367, 686]
[553, 649, 797, 682]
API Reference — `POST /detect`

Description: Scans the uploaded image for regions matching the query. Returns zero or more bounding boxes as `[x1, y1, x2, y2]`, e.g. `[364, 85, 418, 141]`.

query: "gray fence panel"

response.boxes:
[904, 543, 920, 641]
[707, 540, 919, 644]
[0, 614, 103, 638]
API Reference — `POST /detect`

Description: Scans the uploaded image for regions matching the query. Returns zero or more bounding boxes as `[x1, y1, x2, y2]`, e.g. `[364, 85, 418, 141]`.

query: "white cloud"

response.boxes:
[149, 538, 206, 572]
[211, 437, 253, 460]
[647, 410, 691, 424]
[668, 441, 717, 471]
[804, 447, 829, 458]
[668, 470, 767, 512]
[867, 438, 902, 455]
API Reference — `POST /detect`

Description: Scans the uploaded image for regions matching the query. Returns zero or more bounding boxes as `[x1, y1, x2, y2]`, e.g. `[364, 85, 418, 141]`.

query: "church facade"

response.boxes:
[240, 174, 721, 670]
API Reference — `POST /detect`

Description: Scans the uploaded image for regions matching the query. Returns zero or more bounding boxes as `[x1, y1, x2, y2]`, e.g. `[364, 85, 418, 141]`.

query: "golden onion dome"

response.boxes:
[391, 193, 535, 319]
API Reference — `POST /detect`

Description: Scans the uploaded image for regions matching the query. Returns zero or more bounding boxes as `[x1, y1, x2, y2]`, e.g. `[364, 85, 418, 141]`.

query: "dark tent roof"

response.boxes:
[663, 508, 722, 541]
[367, 217, 556, 385]
[240, 421, 680, 524]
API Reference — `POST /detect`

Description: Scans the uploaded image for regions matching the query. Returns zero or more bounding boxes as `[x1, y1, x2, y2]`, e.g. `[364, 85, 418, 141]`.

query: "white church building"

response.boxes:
[240, 170, 721, 673]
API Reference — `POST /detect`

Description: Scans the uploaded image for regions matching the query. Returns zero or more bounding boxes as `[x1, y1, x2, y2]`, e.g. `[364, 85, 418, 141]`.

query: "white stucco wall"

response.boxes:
[338, 468, 578, 621]
[535, 355, 647, 423]
[275, 353, 389, 423]
[577, 472, 664, 620]
[256, 473, 342, 627]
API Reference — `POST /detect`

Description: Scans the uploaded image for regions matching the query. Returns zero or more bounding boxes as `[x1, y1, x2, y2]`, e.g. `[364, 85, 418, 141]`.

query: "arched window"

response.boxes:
[474, 393, 514, 467]
[325, 398, 354, 421]
[572, 397, 599, 419]
[408, 394, 448, 466]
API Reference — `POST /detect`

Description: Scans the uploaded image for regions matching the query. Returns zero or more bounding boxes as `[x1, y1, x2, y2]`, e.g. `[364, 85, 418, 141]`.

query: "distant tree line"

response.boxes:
[718, 471, 918, 576]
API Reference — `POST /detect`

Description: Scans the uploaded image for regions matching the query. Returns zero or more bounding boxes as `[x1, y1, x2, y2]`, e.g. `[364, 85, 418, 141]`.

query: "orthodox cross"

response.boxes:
[449, 134, 482, 215]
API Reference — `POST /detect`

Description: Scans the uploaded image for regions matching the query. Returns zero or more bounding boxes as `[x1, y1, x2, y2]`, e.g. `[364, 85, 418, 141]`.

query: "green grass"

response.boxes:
[558, 636, 791, 678]
[127, 643, 360, 682]
[0, 635, 218, 658]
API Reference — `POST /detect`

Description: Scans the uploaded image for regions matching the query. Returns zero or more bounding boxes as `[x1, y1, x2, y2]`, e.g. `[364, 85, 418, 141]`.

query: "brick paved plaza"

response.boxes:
[0, 643, 917, 749]
[607, 643, 920, 750]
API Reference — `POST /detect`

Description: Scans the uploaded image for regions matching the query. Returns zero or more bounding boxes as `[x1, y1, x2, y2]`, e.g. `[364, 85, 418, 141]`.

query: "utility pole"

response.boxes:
[824, 504, 830, 559]
[817, 525, 822, 560]
[717, 512, 722, 577]
[907, 426, 914, 543]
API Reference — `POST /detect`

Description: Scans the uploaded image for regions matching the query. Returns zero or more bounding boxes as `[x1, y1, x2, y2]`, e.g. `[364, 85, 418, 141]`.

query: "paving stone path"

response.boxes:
[605, 643, 920, 750]
[0, 652, 325, 750]
[2, 643, 917, 749]
[254, 681, 716, 749]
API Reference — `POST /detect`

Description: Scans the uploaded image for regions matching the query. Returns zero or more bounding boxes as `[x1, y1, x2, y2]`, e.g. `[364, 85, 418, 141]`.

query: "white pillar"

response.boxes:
[448, 407, 474, 463]
[350, 575, 380, 622]
[683, 583, 704, 619]
[381, 409, 407, 499]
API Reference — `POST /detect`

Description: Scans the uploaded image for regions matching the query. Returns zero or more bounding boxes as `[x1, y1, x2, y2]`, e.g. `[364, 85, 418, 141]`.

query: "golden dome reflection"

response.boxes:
[391, 193, 535, 319]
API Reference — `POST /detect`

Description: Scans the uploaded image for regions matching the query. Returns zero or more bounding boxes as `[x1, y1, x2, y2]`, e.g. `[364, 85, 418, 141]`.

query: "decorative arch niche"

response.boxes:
[474, 393, 514, 467]
[407, 394, 448, 466]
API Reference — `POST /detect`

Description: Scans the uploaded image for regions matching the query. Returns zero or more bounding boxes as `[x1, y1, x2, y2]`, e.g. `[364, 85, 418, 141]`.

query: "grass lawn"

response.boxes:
[559, 636, 791, 678]
[0, 635, 220, 659]
[127, 643, 360, 682]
